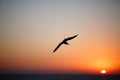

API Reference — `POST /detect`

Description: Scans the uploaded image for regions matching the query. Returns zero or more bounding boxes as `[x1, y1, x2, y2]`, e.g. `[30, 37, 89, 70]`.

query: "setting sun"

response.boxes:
[100, 70, 107, 74]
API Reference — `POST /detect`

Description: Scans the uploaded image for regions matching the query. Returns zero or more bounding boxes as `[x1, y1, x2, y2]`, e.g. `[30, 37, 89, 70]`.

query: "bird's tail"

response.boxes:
[64, 41, 69, 45]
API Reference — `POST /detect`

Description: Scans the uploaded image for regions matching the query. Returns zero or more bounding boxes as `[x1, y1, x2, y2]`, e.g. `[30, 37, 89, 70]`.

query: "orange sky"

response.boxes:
[0, 0, 120, 74]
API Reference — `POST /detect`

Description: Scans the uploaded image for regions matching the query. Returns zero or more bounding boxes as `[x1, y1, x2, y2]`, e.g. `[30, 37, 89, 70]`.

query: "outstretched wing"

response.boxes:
[53, 42, 63, 53]
[66, 34, 78, 40]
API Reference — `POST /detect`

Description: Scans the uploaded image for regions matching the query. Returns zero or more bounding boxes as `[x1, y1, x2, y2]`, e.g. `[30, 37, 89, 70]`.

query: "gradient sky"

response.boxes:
[0, 0, 120, 74]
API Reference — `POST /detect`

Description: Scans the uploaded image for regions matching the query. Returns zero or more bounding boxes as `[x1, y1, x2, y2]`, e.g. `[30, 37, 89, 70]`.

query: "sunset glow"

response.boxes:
[0, 0, 120, 74]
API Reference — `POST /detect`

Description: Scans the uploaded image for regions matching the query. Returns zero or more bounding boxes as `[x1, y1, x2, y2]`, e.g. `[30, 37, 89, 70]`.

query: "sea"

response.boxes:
[0, 74, 119, 80]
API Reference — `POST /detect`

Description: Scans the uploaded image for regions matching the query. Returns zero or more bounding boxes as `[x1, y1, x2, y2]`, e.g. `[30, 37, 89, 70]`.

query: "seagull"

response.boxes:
[53, 34, 78, 53]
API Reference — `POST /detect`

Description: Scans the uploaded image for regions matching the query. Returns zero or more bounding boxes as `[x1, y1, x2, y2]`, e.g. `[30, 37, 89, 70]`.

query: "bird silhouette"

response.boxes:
[53, 34, 78, 53]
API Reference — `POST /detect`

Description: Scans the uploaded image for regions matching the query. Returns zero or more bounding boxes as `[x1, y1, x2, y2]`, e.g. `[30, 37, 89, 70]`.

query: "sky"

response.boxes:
[0, 0, 120, 74]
